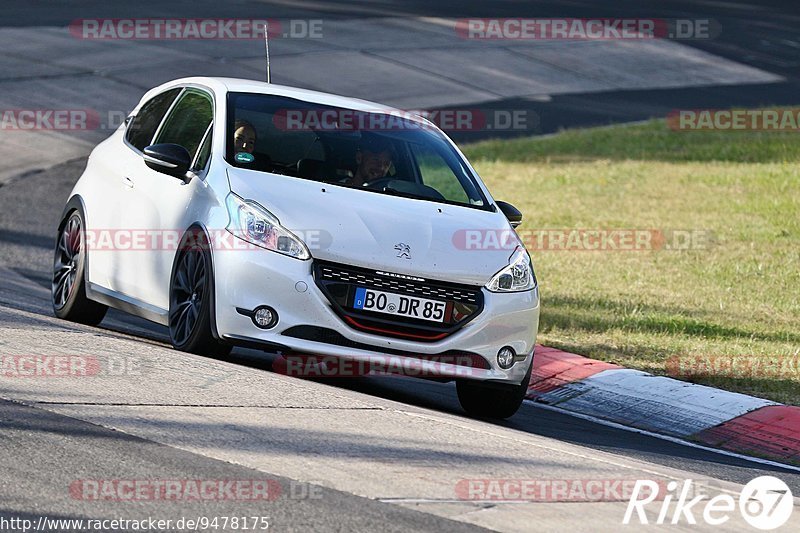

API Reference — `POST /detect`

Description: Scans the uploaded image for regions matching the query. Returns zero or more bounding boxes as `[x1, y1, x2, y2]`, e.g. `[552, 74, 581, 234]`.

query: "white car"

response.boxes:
[52, 77, 540, 418]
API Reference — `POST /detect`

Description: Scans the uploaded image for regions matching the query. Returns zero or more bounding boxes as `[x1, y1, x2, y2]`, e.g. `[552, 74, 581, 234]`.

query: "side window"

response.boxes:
[126, 88, 182, 151]
[193, 124, 213, 171]
[155, 89, 214, 162]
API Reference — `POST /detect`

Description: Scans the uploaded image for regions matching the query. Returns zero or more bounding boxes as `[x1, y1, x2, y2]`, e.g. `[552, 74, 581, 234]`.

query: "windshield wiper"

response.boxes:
[382, 184, 434, 202]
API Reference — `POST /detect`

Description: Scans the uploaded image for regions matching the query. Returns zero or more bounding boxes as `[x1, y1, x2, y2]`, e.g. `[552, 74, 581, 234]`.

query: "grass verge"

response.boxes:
[463, 118, 800, 405]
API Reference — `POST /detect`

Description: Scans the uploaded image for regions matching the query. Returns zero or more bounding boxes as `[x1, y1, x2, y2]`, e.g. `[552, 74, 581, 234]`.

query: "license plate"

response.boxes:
[353, 287, 448, 323]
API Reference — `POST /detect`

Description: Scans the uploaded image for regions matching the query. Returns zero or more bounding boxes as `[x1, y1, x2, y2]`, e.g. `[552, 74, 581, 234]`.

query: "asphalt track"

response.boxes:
[2, 1, 800, 531]
[2, 142, 799, 533]
[3, 0, 800, 142]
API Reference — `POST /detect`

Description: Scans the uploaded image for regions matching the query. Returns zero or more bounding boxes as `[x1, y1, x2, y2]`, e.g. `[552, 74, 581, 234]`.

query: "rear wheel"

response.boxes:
[457, 357, 533, 419]
[52, 211, 107, 325]
[169, 239, 231, 357]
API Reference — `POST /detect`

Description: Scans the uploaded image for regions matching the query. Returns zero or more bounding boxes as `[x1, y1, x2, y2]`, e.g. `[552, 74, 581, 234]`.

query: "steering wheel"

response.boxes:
[362, 177, 395, 190]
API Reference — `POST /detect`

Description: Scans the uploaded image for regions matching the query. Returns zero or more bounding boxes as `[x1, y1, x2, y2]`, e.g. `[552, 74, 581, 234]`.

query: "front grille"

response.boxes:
[318, 265, 479, 305]
[313, 260, 484, 341]
[281, 325, 490, 369]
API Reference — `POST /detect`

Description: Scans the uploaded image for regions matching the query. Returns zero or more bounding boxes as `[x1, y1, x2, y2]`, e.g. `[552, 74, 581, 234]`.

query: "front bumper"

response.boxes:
[212, 249, 540, 384]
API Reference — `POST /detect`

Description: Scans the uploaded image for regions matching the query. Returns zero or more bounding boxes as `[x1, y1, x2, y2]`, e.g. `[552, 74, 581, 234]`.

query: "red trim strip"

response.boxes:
[343, 316, 450, 341]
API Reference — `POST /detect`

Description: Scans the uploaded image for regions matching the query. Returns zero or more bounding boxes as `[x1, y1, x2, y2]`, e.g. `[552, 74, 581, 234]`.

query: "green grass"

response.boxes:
[462, 116, 800, 405]
[465, 119, 800, 163]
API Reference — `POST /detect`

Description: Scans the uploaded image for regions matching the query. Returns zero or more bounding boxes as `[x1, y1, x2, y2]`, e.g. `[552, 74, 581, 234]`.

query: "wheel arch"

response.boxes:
[169, 222, 226, 342]
[58, 195, 90, 286]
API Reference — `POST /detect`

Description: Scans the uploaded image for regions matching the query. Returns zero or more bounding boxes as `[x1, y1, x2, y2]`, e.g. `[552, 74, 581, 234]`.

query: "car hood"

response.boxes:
[227, 168, 519, 286]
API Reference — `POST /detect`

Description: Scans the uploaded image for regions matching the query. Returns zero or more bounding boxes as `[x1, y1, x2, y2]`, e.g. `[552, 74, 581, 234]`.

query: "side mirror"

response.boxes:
[143, 143, 191, 182]
[496, 201, 523, 228]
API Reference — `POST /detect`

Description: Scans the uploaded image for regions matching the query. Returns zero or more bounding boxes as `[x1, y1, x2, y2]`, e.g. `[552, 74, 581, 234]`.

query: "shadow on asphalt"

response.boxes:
[219, 346, 800, 482]
[5, 294, 800, 490]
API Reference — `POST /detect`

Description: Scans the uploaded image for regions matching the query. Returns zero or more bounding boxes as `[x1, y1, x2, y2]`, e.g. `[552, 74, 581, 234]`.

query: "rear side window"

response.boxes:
[126, 88, 181, 151]
[155, 90, 214, 161]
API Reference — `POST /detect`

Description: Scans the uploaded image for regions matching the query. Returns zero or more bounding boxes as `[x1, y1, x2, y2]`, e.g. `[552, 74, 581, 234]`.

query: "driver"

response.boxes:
[233, 119, 257, 154]
[350, 133, 395, 187]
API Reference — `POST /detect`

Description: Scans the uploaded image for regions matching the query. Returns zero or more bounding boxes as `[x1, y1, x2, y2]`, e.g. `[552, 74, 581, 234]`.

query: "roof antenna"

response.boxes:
[264, 23, 271, 83]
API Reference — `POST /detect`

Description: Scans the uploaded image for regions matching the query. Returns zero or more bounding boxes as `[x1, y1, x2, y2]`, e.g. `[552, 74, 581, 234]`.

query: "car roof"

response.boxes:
[150, 77, 428, 123]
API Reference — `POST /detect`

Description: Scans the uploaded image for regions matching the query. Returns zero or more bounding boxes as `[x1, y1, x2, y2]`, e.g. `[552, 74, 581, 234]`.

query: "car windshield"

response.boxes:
[226, 92, 489, 209]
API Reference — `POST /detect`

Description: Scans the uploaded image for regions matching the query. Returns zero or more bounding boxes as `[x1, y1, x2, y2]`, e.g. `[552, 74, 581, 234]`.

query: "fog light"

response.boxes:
[497, 346, 516, 369]
[252, 306, 278, 329]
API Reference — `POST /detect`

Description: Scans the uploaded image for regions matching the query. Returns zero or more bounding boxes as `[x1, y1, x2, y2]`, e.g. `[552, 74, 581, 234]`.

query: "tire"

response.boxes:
[52, 211, 108, 325]
[457, 356, 533, 419]
[168, 235, 231, 357]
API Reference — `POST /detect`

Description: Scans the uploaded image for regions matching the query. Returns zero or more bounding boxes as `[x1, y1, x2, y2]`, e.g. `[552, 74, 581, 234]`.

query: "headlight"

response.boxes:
[226, 193, 310, 260]
[485, 247, 536, 292]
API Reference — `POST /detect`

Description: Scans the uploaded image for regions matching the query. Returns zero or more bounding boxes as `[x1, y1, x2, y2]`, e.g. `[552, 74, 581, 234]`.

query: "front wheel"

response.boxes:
[168, 240, 231, 357]
[52, 211, 107, 325]
[457, 357, 533, 419]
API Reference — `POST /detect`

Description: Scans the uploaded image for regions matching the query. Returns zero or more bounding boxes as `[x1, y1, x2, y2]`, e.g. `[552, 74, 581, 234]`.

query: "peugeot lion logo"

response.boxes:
[394, 243, 411, 259]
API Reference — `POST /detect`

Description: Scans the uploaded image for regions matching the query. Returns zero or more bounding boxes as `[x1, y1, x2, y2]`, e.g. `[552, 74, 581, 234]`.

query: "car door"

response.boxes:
[92, 88, 182, 294]
[114, 87, 215, 312]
